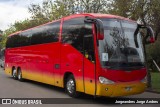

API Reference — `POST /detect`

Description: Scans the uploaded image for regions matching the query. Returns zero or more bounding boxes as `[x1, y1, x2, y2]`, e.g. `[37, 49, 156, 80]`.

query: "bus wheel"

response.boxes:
[12, 68, 17, 79]
[65, 75, 79, 97]
[17, 68, 23, 81]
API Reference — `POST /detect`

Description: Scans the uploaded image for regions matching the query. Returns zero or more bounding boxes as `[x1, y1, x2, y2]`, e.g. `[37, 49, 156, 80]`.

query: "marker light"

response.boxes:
[141, 75, 147, 83]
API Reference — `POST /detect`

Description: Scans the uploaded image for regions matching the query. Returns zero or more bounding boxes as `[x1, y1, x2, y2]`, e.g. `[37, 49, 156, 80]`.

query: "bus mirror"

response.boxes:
[96, 19, 104, 40]
[84, 17, 104, 40]
[144, 26, 155, 44]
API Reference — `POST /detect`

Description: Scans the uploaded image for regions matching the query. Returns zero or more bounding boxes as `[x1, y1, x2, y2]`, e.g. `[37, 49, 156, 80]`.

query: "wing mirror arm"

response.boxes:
[141, 25, 155, 44]
[84, 17, 104, 40]
[134, 25, 155, 48]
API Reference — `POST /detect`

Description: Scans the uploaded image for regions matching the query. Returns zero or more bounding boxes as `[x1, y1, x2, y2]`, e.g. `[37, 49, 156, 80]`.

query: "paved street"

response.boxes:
[0, 67, 160, 107]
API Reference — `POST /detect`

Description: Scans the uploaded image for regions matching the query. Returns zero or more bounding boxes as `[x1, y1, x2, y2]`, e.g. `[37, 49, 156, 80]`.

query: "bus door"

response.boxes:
[83, 23, 96, 95]
[62, 17, 96, 94]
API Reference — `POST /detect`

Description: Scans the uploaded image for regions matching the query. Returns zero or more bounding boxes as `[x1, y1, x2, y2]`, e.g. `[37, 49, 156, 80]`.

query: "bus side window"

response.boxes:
[62, 18, 84, 54]
[20, 31, 32, 47]
[31, 21, 60, 45]
[62, 17, 95, 62]
[6, 34, 21, 48]
[6, 36, 14, 48]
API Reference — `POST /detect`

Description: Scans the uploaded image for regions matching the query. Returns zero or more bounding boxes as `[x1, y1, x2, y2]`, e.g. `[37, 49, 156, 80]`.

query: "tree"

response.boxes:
[0, 30, 3, 42]
[77, 0, 108, 13]
[28, 0, 71, 22]
[28, 0, 109, 21]
[108, 0, 160, 38]
[107, 0, 135, 18]
[0, 27, 16, 48]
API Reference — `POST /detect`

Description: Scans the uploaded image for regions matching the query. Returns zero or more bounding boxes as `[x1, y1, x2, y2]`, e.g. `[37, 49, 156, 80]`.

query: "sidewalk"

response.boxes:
[146, 88, 160, 94]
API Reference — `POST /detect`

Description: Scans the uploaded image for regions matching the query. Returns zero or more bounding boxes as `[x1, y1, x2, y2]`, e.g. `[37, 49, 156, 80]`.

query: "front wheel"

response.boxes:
[65, 75, 79, 98]
[17, 68, 23, 81]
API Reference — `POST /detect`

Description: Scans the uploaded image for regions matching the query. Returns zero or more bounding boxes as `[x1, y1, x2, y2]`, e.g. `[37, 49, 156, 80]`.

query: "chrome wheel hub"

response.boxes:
[18, 72, 21, 80]
[67, 79, 75, 94]
[13, 69, 16, 78]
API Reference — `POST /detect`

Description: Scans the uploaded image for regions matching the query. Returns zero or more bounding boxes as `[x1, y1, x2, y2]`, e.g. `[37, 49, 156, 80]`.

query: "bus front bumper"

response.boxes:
[96, 81, 147, 97]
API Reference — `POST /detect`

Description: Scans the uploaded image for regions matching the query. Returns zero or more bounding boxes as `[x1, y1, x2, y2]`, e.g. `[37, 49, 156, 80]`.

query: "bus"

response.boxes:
[5, 13, 155, 97]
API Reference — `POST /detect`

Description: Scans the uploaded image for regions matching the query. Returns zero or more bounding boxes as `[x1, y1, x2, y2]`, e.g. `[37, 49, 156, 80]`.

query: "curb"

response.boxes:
[146, 89, 160, 94]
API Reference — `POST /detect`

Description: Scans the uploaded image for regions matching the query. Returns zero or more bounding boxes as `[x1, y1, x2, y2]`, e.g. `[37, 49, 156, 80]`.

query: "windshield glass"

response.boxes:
[98, 18, 145, 70]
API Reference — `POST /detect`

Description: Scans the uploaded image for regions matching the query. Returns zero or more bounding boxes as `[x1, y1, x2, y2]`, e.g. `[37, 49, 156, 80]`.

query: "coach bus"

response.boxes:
[5, 13, 155, 97]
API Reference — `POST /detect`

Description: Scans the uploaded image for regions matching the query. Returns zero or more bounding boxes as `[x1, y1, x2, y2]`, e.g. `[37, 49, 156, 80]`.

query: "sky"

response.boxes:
[0, 0, 44, 31]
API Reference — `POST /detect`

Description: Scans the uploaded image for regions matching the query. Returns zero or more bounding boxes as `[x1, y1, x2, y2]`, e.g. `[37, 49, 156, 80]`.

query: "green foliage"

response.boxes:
[108, 0, 136, 18]
[28, 0, 70, 22]
[108, 0, 160, 37]
[0, 27, 16, 48]
[146, 37, 160, 70]
[151, 72, 160, 92]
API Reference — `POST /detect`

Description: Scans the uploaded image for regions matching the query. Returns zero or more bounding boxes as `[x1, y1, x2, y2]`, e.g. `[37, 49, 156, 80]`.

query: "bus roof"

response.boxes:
[8, 13, 136, 37]
[65, 13, 135, 21]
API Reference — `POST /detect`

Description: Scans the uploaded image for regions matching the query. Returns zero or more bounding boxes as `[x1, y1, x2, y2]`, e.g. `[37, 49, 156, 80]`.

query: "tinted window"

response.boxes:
[19, 30, 32, 46]
[62, 18, 85, 53]
[62, 17, 94, 61]
[31, 21, 60, 45]
[6, 34, 21, 48]
[6, 36, 14, 48]
[6, 21, 60, 48]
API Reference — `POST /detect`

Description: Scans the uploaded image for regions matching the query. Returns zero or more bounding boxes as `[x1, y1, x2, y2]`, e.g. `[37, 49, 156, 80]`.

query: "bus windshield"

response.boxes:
[98, 18, 145, 70]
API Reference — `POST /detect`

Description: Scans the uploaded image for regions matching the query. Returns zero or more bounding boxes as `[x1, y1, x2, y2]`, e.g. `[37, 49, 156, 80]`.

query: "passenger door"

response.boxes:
[61, 17, 96, 94]
[83, 24, 96, 95]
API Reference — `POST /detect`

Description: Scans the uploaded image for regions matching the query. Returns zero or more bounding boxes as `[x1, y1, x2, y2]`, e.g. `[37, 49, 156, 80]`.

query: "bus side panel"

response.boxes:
[5, 49, 14, 76]
[60, 44, 96, 94]
[5, 48, 28, 77]
[22, 43, 60, 85]
[83, 59, 95, 95]
[61, 44, 84, 92]
[20, 45, 43, 82]
[5, 43, 62, 87]
[50, 42, 61, 87]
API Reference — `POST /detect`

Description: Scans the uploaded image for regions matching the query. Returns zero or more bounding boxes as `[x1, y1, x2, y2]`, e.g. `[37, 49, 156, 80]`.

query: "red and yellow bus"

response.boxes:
[5, 13, 155, 97]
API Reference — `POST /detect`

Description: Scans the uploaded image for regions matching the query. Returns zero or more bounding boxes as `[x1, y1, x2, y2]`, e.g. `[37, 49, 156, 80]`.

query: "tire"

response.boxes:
[17, 68, 23, 81]
[12, 68, 17, 79]
[65, 75, 79, 98]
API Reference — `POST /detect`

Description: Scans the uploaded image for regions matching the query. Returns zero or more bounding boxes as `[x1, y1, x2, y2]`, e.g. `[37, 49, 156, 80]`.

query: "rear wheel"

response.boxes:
[65, 75, 79, 98]
[17, 68, 23, 81]
[12, 68, 17, 79]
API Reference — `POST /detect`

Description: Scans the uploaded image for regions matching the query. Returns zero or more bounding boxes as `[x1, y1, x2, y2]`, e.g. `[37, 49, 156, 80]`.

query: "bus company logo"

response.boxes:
[2, 99, 11, 104]
[1, 99, 42, 104]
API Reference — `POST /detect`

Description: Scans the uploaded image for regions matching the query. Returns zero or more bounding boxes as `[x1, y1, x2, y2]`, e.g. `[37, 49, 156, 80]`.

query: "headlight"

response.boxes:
[141, 75, 147, 83]
[99, 76, 115, 84]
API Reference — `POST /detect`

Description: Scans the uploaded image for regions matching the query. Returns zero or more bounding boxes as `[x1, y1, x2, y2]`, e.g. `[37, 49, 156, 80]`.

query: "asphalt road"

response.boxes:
[0, 67, 160, 107]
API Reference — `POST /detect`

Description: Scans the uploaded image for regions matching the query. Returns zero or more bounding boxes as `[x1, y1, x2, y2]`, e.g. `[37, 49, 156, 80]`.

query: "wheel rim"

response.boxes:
[18, 71, 21, 80]
[66, 79, 75, 94]
[13, 69, 16, 78]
